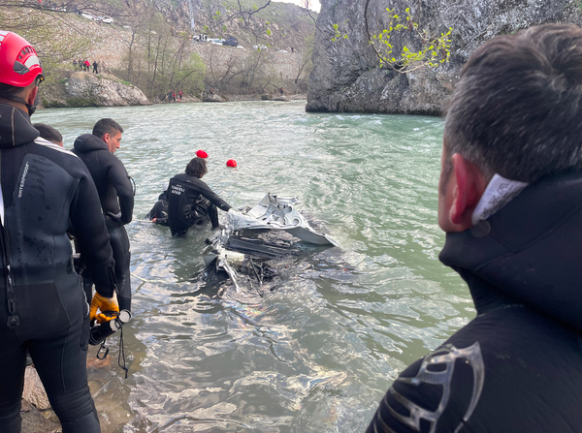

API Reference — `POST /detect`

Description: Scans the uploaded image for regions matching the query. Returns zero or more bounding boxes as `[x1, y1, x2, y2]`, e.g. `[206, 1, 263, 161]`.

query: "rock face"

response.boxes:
[42, 72, 151, 108]
[307, 0, 582, 114]
[203, 93, 225, 102]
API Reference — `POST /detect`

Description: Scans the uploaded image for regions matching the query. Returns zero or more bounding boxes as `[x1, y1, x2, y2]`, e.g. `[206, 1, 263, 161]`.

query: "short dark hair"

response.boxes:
[33, 123, 63, 145]
[444, 24, 582, 185]
[185, 157, 208, 178]
[92, 118, 124, 139]
[0, 83, 24, 100]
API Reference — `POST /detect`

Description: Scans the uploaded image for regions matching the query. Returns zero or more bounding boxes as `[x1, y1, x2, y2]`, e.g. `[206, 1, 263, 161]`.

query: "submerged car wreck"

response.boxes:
[203, 193, 338, 293]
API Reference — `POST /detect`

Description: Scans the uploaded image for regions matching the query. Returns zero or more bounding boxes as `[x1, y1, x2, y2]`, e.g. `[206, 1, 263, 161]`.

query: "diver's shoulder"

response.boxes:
[34, 137, 78, 158]
[29, 139, 92, 177]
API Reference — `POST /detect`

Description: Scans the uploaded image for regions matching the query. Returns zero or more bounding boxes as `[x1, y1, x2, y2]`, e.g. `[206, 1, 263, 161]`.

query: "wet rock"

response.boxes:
[272, 96, 289, 102]
[203, 93, 225, 102]
[21, 399, 60, 433]
[307, 0, 582, 114]
[22, 366, 51, 411]
[261, 93, 273, 100]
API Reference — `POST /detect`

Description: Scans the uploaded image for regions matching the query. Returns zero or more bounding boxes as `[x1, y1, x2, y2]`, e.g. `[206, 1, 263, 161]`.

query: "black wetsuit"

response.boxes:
[147, 191, 169, 226]
[72, 134, 134, 312]
[0, 104, 116, 433]
[366, 171, 582, 433]
[167, 173, 231, 237]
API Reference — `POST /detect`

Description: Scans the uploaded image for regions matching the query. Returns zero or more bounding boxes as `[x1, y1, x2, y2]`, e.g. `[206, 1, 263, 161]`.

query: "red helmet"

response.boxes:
[0, 31, 43, 87]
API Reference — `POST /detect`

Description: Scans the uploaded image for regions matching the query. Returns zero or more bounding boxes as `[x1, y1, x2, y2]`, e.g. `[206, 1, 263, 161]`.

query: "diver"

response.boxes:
[168, 157, 232, 237]
[73, 119, 134, 313]
[0, 31, 118, 433]
[147, 187, 169, 226]
[33, 123, 64, 147]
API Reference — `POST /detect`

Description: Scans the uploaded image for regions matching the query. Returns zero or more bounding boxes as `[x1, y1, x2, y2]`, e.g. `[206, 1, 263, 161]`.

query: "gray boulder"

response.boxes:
[203, 93, 224, 102]
[65, 72, 151, 107]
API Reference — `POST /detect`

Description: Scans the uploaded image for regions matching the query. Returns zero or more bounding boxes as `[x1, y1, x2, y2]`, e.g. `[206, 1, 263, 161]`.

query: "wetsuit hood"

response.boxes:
[0, 103, 39, 148]
[440, 171, 582, 333]
[74, 133, 108, 153]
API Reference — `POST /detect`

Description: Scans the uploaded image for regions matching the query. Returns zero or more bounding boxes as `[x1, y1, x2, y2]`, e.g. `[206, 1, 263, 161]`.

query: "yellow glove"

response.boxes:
[90, 292, 120, 324]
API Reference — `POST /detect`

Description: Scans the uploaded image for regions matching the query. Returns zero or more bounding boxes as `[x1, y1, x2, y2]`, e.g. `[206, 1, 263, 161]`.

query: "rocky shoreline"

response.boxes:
[41, 71, 150, 109]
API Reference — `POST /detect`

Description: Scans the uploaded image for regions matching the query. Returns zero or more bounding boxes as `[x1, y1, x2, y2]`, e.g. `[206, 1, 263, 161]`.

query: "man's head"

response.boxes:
[439, 24, 582, 232]
[92, 118, 124, 153]
[0, 31, 44, 115]
[33, 123, 63, 147]
[186, 157, 208, 178]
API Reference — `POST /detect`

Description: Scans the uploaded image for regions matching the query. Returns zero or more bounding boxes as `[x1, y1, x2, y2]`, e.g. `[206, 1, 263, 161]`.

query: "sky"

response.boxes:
[272, 0, 321, 12]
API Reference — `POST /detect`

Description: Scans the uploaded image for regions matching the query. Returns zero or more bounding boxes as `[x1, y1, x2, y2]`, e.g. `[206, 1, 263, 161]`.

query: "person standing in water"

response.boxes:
[73, 118, 134, 312]
[0, 31, 117, 433]
[168, 157, 231, 237]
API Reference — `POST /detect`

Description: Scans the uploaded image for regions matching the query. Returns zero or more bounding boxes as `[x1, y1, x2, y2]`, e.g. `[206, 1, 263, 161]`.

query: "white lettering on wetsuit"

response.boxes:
[18, 162, 29, 199]
[171, 185, 185, 195]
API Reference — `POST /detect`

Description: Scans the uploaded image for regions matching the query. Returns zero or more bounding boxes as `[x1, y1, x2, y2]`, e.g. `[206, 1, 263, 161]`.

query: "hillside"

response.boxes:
[0, 0, 317, 104]
[96, 0, 316, 52]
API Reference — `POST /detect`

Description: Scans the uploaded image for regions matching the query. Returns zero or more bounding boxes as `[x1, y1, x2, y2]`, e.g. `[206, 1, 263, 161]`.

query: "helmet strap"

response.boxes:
[0, 91, 38, 116]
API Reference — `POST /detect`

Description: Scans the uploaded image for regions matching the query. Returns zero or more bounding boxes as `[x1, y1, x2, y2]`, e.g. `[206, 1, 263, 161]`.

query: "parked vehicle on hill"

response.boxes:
[222, 36, 239, 47]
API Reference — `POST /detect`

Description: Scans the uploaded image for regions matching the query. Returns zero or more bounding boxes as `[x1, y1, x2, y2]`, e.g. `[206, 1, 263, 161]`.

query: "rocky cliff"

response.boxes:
[42, 72, 151, 108]
[306, 0, 582, 114]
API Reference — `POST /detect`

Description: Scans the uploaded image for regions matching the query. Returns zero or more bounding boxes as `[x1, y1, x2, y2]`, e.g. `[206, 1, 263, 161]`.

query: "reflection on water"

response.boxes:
[32, 101, 472, 432]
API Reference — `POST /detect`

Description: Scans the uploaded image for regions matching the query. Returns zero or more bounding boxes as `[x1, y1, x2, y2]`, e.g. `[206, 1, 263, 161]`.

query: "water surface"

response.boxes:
[33, 101, 473, 432]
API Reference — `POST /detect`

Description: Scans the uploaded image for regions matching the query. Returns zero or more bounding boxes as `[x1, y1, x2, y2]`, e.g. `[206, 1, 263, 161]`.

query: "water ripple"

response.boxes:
[33, 101, 471, 432]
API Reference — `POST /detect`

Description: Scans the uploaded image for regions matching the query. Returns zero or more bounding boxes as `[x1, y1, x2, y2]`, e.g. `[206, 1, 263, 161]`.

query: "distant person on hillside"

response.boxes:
[33, 123, 63, 147]
[209, 88, 214, 95]
[167, 157, 232, 237]
[179, 90, 183, 100]
[172, 92, 176, 102]
[84, 59, 90, 72]
[92, 60, 98, 74]
[73, 59, 77, 68]
[280, 86, 284, 96]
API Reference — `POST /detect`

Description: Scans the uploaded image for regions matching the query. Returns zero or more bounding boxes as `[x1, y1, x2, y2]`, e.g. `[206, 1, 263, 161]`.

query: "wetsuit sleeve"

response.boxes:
[70, 170, 117, 298]
[107, 156, 134, 224]
[366, 347, 482, 433]
[197, 180, 231, 212]
[180, 188, 199, 226]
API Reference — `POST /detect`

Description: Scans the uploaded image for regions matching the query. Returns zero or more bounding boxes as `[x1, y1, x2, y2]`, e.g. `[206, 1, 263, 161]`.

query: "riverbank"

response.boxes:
[151, 93, 307, 104]
[39, 70, 306, 108]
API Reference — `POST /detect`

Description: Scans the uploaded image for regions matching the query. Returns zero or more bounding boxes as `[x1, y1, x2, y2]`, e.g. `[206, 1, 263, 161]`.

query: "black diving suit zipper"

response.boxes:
[0, 150, 19, 328]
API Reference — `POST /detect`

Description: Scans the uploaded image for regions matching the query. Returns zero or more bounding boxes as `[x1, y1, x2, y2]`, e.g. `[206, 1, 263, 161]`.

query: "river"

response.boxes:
[33, 101, 473, 433]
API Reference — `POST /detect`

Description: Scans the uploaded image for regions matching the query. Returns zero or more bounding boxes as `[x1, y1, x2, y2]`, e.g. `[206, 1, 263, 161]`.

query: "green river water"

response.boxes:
[32, 101, 474, 433]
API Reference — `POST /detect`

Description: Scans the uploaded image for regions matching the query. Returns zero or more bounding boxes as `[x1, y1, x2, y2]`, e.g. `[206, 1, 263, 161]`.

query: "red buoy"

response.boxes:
[196, 150, 208, 158]
[226, 159, 237, 168]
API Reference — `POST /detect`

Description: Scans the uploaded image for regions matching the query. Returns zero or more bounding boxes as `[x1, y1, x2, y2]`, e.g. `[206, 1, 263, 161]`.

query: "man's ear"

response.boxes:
[449, 153, 487, 229]
[27, 86, 38, 107]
